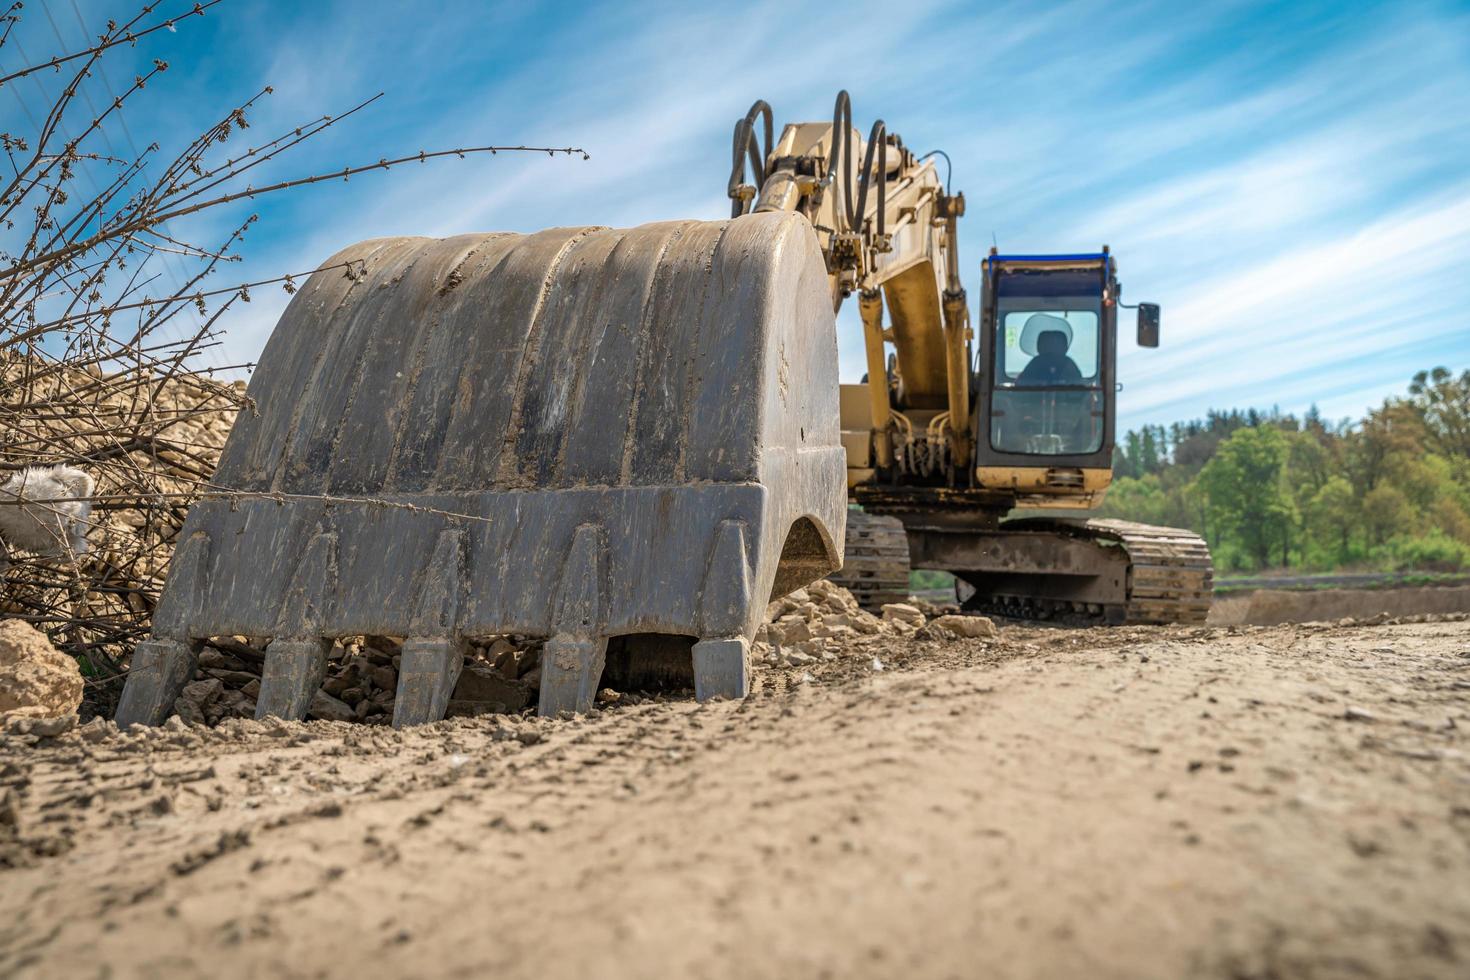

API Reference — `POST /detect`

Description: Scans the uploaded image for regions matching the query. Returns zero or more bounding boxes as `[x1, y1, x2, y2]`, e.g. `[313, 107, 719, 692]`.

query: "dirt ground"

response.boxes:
[3, 619, 1469, 979]
[1209, 584, 1470, 626]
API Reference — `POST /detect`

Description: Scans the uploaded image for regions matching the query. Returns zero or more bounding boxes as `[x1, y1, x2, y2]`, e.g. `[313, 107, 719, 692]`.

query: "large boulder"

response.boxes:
[0, 619, 83, 719]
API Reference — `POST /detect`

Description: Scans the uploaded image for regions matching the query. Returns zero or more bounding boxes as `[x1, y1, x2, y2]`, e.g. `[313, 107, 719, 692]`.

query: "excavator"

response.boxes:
[115, 92, 1211, 730]
[728, 93, 1210, 624]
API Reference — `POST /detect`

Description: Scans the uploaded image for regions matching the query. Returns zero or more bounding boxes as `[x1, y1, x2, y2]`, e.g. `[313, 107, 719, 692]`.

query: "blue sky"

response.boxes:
[8, 0, 1470, 433]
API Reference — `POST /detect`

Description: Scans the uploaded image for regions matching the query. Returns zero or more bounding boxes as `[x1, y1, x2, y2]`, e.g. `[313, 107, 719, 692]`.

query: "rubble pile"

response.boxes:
[163, 580, 998, 728]
[753, 579, 992, 667]
[177, 635, 544, 727]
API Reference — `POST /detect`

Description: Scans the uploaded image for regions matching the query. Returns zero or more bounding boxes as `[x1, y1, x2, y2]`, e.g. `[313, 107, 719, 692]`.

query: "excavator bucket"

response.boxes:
[116, 212, 846, 728]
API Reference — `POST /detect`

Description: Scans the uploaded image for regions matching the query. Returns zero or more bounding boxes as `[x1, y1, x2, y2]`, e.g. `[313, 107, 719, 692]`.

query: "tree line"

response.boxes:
[1099, 367, 1470, 573]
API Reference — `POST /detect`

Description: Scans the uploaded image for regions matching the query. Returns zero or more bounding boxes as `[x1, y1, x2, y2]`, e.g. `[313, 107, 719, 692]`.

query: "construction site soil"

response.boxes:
[3, 615, 1469, 979]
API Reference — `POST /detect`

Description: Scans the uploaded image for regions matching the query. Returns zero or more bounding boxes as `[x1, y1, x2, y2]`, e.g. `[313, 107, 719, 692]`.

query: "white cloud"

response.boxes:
[135, 0, 1470, 437]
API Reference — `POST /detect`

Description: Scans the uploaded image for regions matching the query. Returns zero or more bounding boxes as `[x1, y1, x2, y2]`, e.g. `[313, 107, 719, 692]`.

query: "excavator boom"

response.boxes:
[724, 92, 1213, 624]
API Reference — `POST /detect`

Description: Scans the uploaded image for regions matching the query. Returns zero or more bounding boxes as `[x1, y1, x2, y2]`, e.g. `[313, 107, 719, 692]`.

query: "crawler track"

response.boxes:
[829, 510, 911, 611]
[977, 517, 1215, 625]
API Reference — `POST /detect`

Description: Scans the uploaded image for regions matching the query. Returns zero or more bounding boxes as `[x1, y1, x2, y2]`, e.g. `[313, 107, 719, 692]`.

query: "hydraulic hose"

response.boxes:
[853, 118, 887, 242]
[832, 90, 854, 233]
[728, 99, 773, 217]
[830, 92, 886, 241]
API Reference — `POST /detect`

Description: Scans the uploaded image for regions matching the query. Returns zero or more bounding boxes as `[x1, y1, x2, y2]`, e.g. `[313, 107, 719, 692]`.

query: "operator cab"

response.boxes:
[974, 250, 1158, 506]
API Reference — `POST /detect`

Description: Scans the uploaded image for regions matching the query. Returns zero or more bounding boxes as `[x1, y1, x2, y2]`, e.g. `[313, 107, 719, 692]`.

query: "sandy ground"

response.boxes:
[3, 620, 1469, 979]
[1209, 585, 1470, 626]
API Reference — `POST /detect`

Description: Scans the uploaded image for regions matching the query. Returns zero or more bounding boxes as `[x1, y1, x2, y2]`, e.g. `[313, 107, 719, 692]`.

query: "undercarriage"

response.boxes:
[833, 501, 1213, 625]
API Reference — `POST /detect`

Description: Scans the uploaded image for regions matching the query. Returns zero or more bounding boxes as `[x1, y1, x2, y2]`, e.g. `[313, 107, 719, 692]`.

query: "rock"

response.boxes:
[202, 668, 260, 687]
[197, 648, 249, 672]
[485, 637, 518, 659]
[3, 712, 76, 737]
[76, 717, 115, 742]
[1344, 706, 1378, 723]
[931, 614, 997, 639]
[783, 587, 810, 610]
[308, 690, 354, 722]
[882, 603, 925, 627]
[1, 788, 20, 830]
[340, 686, 366, 706]
[515, 647, 542, 679]
[173, 678, 222, 726]
[809, 579, 858, 614]
[452, 664, 533, 713]
[369, 665, 398, 693]
[0, 619, 83, 720]
[491, 648, 518, 677]
[363, 647, 394, 667]
[215, 689, 256, 720]
[790, 638, 827, 658]
[773, 620, 813, 645]
[242, 679, 261, 699]
[365, 635, 403, 658]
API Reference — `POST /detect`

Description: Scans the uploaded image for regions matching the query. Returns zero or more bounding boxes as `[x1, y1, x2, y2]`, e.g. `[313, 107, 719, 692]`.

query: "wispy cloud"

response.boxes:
[14, 0, 1467, 432]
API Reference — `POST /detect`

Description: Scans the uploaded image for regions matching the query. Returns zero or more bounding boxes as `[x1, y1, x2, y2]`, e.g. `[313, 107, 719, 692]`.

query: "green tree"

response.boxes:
[1199, 427, 1296, 569]
[1098, 474, 1169, 526]
[1308, 476, 1357, 566]
[1100, 368, 1470, 575]
[1362, 484, 1411, 547]
[1286, 430, 1334, 564]
[1408, 367, 1470, 460]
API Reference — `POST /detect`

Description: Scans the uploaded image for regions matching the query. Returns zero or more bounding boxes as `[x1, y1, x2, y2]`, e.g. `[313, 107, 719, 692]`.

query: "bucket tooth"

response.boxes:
[692, 519, 753, 700]
[692, 637, 749, 701]
[115, 531, 211, 728]
[395, 638, 465, 727]
[393, 529, 467, 727]
[256, 531, 336, 721]
[538, 524, 607, 717]
[255, 638, 331, 720]
[114, 639, 200, 729]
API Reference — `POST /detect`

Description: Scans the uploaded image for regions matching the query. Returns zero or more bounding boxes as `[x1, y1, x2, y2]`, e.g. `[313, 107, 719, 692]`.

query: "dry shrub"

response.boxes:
[0, 2, 582, 709]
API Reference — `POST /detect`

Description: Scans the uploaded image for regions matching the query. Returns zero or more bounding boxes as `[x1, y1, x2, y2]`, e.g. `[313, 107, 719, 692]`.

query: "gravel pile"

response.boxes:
[176, 634, 545, 727]
[752, 579, 992, 668]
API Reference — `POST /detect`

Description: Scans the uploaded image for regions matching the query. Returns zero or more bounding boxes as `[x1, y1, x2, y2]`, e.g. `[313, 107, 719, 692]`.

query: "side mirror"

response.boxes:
[1136, 303, 1160, 348]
